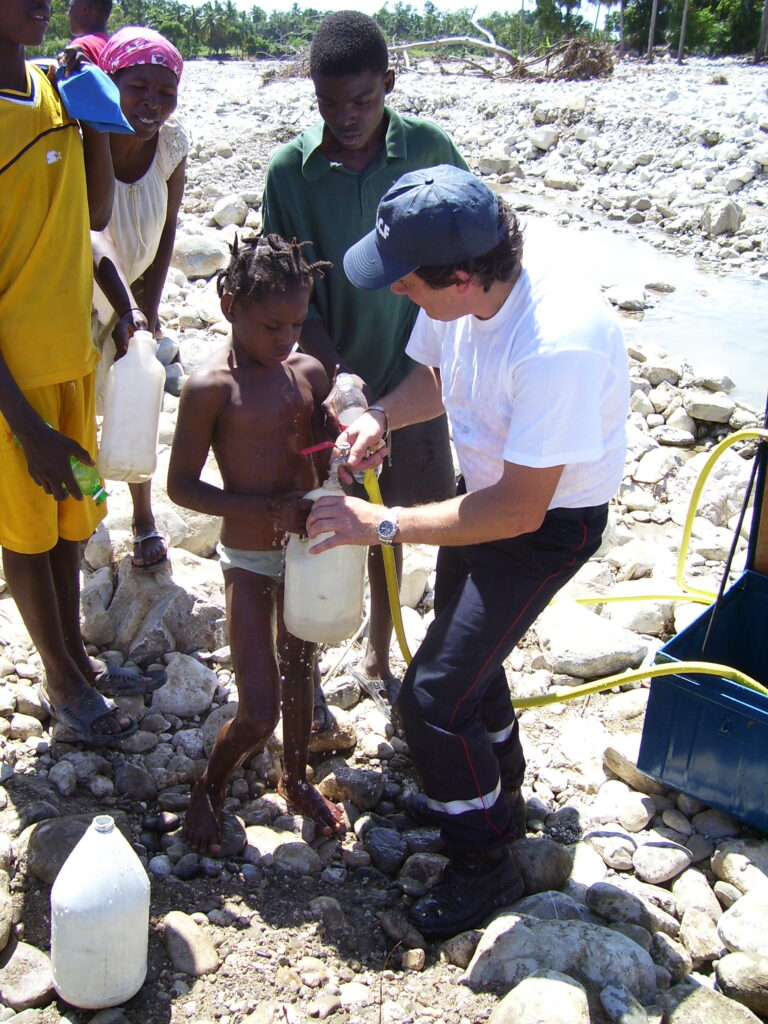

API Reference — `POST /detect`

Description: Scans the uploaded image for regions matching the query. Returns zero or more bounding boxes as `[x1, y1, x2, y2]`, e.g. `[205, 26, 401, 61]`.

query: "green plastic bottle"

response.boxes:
[12, 430, 107, 504]
[69, 458, 107, 504]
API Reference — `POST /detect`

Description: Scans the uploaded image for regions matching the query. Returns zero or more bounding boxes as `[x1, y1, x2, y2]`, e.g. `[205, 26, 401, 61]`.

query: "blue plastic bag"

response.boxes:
[55, 62, 134, 134]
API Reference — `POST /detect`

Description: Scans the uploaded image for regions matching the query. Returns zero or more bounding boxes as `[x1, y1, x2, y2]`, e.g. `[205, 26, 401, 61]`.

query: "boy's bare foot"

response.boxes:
[278, 776, 345, 836]
[182, 782, 223, 855]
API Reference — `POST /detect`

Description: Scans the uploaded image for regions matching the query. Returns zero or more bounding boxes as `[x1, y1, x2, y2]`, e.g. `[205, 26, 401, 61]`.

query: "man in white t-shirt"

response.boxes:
[305, 165, 629, 939]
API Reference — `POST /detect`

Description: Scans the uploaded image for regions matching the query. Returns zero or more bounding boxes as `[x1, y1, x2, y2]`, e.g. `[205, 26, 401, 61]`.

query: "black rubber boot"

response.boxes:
[409, 846, 525, 939]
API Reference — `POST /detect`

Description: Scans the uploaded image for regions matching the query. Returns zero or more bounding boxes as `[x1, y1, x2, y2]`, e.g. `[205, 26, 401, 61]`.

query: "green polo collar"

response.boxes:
[300, 106, 407, 181]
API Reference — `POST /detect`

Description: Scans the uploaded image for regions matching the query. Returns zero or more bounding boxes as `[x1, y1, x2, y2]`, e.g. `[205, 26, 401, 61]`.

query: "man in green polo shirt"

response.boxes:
[262, 11, 468, 728]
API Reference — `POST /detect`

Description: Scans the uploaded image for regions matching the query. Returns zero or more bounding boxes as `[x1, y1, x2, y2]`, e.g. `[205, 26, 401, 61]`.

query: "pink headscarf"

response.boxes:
[99, 26, 183, 81]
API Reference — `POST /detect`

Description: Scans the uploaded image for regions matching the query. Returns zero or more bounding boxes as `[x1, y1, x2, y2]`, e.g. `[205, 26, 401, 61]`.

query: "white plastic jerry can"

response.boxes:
[97, 329, 165, 482]
[283, 474, 367, 643]
[50, 815, 150, 1009]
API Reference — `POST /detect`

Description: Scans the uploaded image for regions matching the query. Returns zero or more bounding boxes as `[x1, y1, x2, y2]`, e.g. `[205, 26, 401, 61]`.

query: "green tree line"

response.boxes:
[608, 0, 766, 56]
[32, 0, 766, 61]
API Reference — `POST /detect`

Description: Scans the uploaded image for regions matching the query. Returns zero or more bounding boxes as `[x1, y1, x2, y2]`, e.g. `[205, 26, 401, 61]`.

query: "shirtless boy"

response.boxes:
[167, 235, 344, 853]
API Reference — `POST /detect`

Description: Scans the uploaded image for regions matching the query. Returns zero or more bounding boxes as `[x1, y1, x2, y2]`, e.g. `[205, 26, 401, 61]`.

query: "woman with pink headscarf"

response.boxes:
[91, 26, 188, 573]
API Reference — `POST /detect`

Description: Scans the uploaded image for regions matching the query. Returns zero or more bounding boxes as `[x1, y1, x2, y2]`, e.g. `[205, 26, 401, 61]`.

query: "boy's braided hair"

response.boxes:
[216, 234, 332, 303]
[309, 11, 389, 77]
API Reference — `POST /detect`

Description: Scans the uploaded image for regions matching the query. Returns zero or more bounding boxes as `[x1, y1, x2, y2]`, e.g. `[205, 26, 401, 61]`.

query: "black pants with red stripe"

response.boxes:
[398, 501, 608, 854]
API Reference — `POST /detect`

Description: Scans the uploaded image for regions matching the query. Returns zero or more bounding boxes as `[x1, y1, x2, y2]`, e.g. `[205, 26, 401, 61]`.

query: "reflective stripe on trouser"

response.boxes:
[397, 503, 608, 854]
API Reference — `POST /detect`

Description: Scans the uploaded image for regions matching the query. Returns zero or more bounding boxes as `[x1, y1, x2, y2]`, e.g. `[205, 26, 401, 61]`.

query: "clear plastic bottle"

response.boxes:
[70, 457, 107, 504]
[97, 329, 165, 483]
[283, 470, 367, 643]
[50, 815, 150, 1009]
[332, 373, 367, 428]
[332, 373, 370, 483]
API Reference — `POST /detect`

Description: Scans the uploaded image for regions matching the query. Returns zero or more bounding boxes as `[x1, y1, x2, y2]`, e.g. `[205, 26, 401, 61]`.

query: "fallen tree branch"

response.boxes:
[470, 6, 496, 47]
[389, 37, 613, 81]
[389, 35, 521, 68]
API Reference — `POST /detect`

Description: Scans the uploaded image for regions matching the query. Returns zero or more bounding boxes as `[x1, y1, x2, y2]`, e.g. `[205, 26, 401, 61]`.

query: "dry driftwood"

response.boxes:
[389, 35, 521, 69]
[389, 37, 613, 82]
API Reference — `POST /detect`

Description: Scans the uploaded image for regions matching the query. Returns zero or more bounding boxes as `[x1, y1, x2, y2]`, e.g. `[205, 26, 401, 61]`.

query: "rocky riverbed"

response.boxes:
[0, 53, 767, 1024]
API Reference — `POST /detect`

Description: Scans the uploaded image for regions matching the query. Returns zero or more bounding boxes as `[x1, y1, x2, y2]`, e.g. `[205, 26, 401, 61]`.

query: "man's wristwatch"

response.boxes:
[377, 506, 403, 546]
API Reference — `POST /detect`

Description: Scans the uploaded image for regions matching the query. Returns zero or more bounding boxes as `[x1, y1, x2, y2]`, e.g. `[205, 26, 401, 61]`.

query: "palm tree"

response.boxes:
[601, 0, 626, 59]
[676, 0, 691, 63]
[646, 0, 659, 61]
[757, 0, 768, 61]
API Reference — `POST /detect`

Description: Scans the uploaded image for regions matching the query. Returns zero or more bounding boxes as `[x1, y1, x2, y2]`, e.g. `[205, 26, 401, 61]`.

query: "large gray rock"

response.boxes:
[586, 881, 679, 937]
[316, 758, 383, 811]
[633, 841, 692, 885]
[682, 389, 735, 424]
[679, 907, 727, 968]
[0, 880, 12, 953]
[0, 940, 54, 1010]
[163, 911, 219, 976]
[717, 890, 768, 956]
[633, 447, 683, 485]
[211, 194, 248, 228]
[509, 837, 573, 895]
[488, 969, 590, 1024]
[534, 601, 648, 677]
[243, 826, 321, 876]
[716, 951, 768, 1016]
[599, 982, 650, 1024]
[649, 930, 692, 984]
[510, 890, 590, 922]
[107, 559, 225, 663]
[172, 232, 229, 280]
[202, 701, 238, 756]
[711, 839, 768, 895]
[672, 869, 722, 923]
[15, 812, 130, 885]
[462, 914, 656, 1004]
[700, 198, 744, 237]
[657, 976, 762, 1024]
[80, 566, 116, 646]
[151, 653, 218, 717]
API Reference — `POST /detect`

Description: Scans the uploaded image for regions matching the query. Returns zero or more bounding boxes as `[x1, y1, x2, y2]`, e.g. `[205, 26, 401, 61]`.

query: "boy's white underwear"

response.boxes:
[217, 543, 285, 580]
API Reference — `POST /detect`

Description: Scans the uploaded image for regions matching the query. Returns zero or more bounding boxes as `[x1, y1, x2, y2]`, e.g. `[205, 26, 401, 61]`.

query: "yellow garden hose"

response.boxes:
[360, 427, 768, 707]
[363, 469, 413, 665]
[513, 659, 768, 710]
[674, 427, 768, 601]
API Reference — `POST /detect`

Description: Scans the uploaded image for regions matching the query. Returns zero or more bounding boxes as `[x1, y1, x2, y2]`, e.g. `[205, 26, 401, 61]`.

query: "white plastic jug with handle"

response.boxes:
[97, 329, 165, 482]
[283, 472, 367, 643]
[50, 814, 150, 1009]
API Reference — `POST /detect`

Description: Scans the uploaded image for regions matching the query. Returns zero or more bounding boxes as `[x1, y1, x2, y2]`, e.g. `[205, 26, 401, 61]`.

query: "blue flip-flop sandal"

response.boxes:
[38, 685, 137, 747]
[95, 664, 167, 697]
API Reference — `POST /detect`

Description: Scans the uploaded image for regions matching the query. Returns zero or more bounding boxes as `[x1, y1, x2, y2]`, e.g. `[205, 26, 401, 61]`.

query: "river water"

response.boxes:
[520, 215, 767, 415]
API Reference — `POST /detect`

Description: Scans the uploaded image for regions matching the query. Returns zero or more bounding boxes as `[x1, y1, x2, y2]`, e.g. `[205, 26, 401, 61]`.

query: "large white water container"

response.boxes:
[51, 815, 150, 1009]
[97, 330, 165, 482]
[284, 474, 367, 643]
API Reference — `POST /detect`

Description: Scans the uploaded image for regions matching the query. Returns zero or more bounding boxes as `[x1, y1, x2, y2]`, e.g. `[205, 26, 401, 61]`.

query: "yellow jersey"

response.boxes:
[0, 63, 96, 390]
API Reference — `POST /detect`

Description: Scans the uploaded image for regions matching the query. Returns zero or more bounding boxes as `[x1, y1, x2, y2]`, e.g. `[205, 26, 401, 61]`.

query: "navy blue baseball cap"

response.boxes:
[344, 165, 506, 290]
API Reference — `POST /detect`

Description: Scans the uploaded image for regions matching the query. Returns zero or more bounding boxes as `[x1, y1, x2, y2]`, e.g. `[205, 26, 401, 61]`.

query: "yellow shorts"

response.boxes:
[0, 373, 106, 554]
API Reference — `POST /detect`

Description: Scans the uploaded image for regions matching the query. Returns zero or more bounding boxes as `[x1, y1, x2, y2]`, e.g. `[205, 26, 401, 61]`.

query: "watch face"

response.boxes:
[378, 519, 397, 543]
